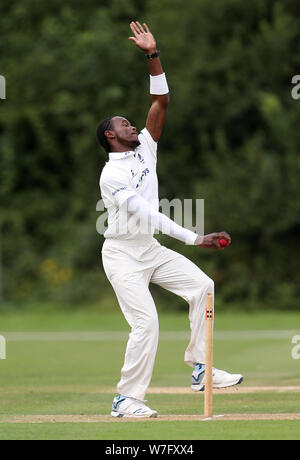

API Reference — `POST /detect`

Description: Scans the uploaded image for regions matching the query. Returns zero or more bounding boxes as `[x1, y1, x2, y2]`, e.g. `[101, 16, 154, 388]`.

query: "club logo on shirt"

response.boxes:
[135, 168, 150, 189]
[112, 186, 127, 196]
[137, 153, 145, 164]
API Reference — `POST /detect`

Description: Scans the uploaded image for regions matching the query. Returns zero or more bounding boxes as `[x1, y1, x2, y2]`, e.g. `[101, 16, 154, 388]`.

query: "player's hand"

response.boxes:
[129, 21, 156, 54]
[195, 232, 231, 250]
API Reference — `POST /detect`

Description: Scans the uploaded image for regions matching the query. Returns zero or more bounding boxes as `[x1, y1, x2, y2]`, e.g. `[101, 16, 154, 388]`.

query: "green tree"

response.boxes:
[0, 0, 299, 309]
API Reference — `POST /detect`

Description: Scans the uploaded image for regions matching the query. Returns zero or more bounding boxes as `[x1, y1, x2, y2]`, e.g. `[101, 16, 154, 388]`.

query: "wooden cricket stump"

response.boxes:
[204, 293, 214, 418]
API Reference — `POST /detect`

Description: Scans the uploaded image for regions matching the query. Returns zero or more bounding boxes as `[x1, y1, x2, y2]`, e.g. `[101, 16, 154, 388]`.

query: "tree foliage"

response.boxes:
[0, 0, 299, 309]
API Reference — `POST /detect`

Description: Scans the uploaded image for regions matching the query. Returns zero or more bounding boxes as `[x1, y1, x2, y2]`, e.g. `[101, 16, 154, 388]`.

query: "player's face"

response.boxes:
[111, 117, 140, 148]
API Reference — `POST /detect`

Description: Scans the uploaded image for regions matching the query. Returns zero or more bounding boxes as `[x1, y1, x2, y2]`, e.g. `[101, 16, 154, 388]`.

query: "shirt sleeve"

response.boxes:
[138, 128, 158, 159]
[100, 168, 136, 208]
[127, 194, 198, 245]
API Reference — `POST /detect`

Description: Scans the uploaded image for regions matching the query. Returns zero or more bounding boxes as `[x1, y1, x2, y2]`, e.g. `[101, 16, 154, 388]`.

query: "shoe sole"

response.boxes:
[213, 376, 244, 389]
[191, 376, 243, 392]
[191, 384, 205, 392]
[111, 411, 158, 418]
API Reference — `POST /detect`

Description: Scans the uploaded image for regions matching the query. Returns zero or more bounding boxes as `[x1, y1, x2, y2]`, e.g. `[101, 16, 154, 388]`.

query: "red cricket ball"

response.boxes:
[219, 238, 229, 248]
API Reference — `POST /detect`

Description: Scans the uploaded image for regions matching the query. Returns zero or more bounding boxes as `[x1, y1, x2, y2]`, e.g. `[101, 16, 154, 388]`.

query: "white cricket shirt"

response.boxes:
[100, 128, 159, 240]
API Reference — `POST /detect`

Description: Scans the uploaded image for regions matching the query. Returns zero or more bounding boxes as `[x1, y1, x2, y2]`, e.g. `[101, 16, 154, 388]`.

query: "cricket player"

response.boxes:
[97, 22, 243, 418]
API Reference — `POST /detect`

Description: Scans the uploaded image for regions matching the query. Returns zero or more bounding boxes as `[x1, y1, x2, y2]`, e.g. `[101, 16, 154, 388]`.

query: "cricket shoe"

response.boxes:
[111, 395, 158, 418]
[191, 364, 243, 391]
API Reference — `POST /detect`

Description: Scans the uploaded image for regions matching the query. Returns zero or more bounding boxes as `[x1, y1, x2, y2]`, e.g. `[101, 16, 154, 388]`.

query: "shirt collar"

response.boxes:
[109, 150, 135, 160]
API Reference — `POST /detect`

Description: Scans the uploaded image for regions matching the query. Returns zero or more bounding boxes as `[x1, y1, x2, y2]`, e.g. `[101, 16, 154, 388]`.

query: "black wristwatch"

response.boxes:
[146, 50, 160, 60]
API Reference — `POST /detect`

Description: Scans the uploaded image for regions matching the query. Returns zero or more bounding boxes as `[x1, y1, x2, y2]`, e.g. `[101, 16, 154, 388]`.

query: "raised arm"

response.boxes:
[129, 21, 169, 142]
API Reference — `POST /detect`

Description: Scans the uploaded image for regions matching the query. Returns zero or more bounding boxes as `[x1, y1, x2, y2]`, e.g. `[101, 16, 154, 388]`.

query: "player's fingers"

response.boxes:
[215, 240, 222, 249]
[130, 22, 140, 36]
[136, 21, 145, 33]
[219, 231, 231, 243]
[143, 23, 151, 33]
[128, 37, 138, 44]
[224, 233, 231, 244]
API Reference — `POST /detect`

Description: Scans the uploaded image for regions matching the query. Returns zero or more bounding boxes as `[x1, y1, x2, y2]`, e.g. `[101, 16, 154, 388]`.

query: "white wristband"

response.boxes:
[150, 73, 169, 95]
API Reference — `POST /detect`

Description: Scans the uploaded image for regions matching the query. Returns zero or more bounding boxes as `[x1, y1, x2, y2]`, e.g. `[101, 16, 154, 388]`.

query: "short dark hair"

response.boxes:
[96, 117, 114, 153]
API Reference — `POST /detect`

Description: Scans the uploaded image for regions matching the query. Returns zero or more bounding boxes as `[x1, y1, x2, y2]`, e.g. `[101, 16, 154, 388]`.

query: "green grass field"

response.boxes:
[0, 309, 300, 440]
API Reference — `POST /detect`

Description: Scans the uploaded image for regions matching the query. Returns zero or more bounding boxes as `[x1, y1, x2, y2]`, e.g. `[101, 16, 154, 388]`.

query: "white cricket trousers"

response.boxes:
[102, 237, 214, 401]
